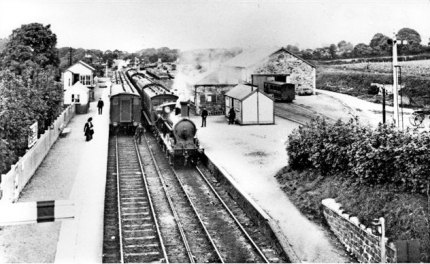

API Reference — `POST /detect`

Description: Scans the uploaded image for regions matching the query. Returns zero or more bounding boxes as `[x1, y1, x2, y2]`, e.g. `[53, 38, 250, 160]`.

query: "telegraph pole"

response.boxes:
[69, 47, 73, 66]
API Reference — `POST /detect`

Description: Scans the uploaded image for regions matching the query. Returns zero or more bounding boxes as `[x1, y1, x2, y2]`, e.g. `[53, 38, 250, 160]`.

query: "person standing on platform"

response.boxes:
[228, 108, 236, 125]
[134, 123, 145, 144]
[201, 107, 208, 127]
[84, 117, 94, 141]
[97, 98, 104, 115]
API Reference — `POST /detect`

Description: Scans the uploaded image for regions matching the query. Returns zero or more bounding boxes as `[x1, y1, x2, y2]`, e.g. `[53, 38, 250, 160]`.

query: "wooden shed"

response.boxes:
[64, 81, 90, 114]
[225, 84, 274, 125]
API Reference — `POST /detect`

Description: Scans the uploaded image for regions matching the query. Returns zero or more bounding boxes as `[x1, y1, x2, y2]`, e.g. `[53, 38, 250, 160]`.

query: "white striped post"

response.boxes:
[0, 200, 74, 226]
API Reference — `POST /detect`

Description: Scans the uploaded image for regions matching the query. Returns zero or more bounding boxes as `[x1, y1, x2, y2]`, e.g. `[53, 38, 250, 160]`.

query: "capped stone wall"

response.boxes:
[322, 198, 397, 263]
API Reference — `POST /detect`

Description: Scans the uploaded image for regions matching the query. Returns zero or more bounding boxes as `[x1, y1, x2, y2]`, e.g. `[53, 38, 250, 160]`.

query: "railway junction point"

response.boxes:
[0, 86, 353, 263]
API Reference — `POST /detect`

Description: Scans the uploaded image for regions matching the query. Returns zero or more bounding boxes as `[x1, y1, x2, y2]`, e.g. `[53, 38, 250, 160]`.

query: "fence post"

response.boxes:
[381, 217, 386, 263]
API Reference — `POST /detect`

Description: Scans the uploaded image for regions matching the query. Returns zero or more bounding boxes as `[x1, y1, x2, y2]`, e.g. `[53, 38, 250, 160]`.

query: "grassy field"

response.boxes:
[325, 59, 430, 78]
[316, 60, 430, 108]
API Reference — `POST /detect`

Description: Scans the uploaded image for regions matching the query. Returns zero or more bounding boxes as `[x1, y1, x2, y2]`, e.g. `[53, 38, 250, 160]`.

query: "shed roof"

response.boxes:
[194, 67, 240, 86]
[64, 81, 89, 94]
[225, 84, 259, 101]
[223, 46, 315, 69]
[223, 46, 280, 68]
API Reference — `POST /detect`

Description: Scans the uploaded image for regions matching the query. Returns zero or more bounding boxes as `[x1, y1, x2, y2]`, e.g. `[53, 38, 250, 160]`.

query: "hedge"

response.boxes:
[286, 117, 430, 193]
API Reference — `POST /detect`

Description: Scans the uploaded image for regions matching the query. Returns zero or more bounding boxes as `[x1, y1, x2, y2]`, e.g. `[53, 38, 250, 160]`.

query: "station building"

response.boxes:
[63, 81, 90, 114]
[63, 60, 96, 90]
[189, 46, 316, 114]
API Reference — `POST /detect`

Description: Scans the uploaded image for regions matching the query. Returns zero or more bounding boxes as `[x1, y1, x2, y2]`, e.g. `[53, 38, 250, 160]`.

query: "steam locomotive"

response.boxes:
[125, 69, 202, 165]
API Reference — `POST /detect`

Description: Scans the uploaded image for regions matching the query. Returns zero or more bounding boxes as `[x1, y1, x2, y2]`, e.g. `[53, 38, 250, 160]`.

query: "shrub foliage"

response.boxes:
[287, 117, 430, 194]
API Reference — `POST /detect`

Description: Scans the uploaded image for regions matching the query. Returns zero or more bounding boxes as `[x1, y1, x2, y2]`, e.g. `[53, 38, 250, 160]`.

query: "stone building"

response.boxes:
[190, 46, 315, 114]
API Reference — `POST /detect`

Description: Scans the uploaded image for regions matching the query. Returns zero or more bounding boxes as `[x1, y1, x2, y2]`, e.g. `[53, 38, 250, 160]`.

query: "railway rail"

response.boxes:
[144, 131, 287, 262]
[103, 130, 287, 263]
[102, 136, 167, 263]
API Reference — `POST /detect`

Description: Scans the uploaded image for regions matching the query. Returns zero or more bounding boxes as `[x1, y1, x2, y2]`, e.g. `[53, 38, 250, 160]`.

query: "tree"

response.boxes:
[300, 49, 314, 60]
[337, 40, 354, 58]
[353, 43, 372, 57]
[0, 38, 7, 53]
[0, 70, 46, 157]
[329, 44, 337, 59]
[286, 45, 300, 54]
[397, 28, 421, 45]
[369, 33, 390, 48]
[1, 23, 59, 74]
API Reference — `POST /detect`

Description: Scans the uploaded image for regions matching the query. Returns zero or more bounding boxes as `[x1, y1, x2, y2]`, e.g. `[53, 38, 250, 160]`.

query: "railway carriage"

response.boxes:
[109, 72, 142, 134]
[263, 81, 295, 102]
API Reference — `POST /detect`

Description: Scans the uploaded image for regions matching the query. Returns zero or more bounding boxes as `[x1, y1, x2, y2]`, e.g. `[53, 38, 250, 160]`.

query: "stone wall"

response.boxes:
[256, 50, 315, 91]
[322, 198, 397, 263]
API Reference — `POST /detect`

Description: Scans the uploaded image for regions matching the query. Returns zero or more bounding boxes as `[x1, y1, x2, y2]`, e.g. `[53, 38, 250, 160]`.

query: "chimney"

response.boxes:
[180, 101, 189, 117]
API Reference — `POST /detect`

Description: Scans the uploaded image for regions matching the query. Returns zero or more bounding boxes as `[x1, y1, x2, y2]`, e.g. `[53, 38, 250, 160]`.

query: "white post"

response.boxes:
[380, 217, 386, 263]
[105, 61, 108, 77]
[392, 33, 400, 128]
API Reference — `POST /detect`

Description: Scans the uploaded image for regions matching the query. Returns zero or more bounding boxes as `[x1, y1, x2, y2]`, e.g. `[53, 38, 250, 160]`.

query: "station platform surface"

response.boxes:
[0, 87, 110, 263]
[54, 89, 110, 263]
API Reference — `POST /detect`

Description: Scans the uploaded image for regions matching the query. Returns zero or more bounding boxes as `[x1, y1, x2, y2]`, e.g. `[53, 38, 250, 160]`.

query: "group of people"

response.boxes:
[200, 107, 236, 127]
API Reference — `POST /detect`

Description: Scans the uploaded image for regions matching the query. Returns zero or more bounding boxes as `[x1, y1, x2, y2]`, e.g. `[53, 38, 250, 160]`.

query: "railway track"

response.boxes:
[103, 135, 167, 263]
[103, 132, 287, 263]
[143, 132, 287, 262]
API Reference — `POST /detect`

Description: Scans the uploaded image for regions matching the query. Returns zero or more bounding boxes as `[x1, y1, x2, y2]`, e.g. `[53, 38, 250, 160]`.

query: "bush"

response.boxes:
[368, 85, 379, 95]
[286, 117, 430, 194]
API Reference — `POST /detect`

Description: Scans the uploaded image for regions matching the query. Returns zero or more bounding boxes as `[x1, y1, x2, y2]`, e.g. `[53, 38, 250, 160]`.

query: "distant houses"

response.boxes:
[185, 46, 316, 114]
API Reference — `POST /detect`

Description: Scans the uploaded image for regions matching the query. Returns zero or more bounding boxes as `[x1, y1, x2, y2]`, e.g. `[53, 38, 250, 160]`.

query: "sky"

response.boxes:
[1, 0, 430, 53]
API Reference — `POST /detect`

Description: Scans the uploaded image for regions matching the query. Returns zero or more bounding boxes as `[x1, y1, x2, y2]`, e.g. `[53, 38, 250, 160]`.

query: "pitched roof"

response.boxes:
[194, 67, 240, 86]
[78, 60, 96, 71]
[223, 46, 315, 69]
[64, 81, 89, 94]
[225, 84, 258, 101]
[65, 60, 95, 73]
[223, 46, 281, 68]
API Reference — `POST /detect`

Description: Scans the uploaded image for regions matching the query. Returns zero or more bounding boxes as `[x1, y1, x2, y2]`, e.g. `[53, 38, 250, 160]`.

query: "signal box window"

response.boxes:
[80, 75, 91, 86]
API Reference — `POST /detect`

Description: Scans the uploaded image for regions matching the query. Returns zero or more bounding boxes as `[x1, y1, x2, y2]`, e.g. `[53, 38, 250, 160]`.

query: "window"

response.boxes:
[72, 94, 80, 103]
[205, 93, 216, 103]
[80, 75, 91, 86]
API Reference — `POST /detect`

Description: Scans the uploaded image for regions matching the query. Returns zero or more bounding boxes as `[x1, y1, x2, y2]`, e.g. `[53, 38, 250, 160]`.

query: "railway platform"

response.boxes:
[54, 88, 110, 262]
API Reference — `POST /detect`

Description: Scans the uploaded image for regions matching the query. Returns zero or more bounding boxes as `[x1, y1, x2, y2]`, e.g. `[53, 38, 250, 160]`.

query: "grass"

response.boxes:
[275, 166, 430, 262]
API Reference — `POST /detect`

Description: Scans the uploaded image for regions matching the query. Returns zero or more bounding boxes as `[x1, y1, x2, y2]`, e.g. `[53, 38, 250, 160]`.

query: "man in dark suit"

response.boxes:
[201, 107, 208, 127]
[97, 98, 104, 115]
